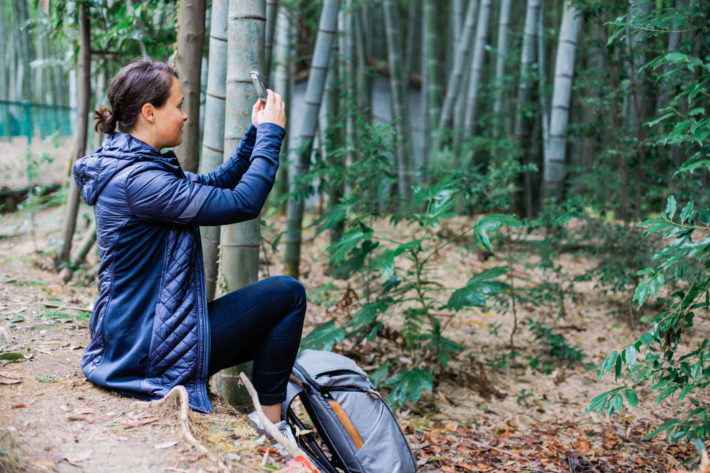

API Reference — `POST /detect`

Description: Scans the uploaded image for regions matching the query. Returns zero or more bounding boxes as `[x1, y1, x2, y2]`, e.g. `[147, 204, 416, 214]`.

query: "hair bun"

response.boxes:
[93, 105, 116, 134]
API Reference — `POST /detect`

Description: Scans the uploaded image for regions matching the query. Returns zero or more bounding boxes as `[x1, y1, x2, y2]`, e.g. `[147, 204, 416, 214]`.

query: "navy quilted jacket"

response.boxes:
[73, 123, 285, 412]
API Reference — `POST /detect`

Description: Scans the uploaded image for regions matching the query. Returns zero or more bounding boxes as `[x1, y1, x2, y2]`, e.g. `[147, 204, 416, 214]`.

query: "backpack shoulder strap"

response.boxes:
[281, 375, 304, 421]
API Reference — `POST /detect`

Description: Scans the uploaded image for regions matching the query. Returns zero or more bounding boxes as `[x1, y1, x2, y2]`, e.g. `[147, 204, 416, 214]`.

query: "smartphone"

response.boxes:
[249, 70, 268, 104]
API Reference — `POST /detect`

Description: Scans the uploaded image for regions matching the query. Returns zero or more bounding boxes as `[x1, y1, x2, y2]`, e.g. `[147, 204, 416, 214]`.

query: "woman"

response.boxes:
[73, 59, 305, 433]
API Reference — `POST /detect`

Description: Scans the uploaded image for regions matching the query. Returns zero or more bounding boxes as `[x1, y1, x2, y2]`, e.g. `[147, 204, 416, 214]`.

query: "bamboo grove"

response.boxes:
[1, 0, 708, 448]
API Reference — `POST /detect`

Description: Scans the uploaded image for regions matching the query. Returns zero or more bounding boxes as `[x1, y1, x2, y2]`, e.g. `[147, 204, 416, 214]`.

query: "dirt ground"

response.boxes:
[0, 137, 74, 191]
[0, 197, 704, 472]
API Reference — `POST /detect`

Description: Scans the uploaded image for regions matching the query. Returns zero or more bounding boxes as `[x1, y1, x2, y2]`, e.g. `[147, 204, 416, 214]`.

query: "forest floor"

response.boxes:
[0, 193, 706, 473]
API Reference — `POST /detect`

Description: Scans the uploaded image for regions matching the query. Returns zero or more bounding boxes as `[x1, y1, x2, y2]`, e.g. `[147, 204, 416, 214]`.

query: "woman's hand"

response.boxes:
[252, 90, 286, 128]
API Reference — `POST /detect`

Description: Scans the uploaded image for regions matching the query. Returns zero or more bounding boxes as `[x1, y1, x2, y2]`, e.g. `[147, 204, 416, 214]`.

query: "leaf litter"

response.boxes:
[0, 206, 705, 471]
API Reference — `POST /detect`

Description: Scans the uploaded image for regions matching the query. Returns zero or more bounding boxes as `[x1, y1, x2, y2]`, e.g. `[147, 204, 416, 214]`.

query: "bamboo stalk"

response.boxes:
[200, 0, 228, 302]
[383, 0, 413, 202]
[438, 0, 479, 130]
[423, 0, 440, 157]
[264, 0, 278, 84]
[543, 0, 582, 201]
[57, 3, 91, 267]
[515, 0, 541, 217]
[272, 6, 292, 215]
[284, 0, 341, 278]
[214, 0, 265, 407]
[462, 0, 492, 136]
[492, 0, 512, 136]
[174, 0, 207, 173]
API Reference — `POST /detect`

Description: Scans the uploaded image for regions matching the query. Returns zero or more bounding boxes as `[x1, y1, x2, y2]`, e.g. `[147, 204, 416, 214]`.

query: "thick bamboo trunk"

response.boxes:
[542, 0, 581, 201]
[462, 0, 491, 135]
[57, 3, 91, 267]
[438, 0, 479, 130]
[264, 0, 278, 84]
[492, 0, 513, 135]
[284, 0, 340, 278]
[514, 0, 540, 217]
[383, 0, 413, 201]
[174, 0, 207, 173]
[272, 6, 291, 214]
[200, 0, 228, 302]
[214, 0, 265, 407]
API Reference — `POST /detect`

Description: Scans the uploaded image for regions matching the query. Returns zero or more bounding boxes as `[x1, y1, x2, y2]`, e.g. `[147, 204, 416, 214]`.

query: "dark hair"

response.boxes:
[94, 59, 178, 134]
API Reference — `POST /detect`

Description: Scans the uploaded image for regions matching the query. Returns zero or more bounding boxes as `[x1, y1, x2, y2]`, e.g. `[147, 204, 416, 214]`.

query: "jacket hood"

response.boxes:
[73, 132, 182, 206]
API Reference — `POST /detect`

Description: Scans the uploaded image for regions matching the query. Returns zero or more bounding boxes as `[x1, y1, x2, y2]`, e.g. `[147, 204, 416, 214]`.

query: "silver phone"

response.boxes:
[249, 70, 268, 103]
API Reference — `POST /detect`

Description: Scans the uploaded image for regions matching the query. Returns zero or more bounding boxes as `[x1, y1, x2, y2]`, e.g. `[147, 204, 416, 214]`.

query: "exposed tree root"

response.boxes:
[149, 385, 208, 454]
[238, 372, 318, 473]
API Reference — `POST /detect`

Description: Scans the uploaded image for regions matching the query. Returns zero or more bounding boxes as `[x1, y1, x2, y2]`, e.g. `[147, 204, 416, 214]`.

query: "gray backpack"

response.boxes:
[282, 349, 417, 473]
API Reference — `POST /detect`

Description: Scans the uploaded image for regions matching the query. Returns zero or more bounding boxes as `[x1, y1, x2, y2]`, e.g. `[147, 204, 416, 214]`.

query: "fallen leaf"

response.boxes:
[0, 370, 20, 379]
[11, 403, 26, 408]
[39, 461, 56, 467]
[0, 352, 24, 361]
[572, 438, 592, 454]
[154, 441, 179, 449]
[64, 450, 92, 465]
[72, 407, 94, 416]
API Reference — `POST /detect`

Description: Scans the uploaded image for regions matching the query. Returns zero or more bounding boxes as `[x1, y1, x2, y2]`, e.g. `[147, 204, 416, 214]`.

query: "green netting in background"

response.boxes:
[0, 100, 74, 142]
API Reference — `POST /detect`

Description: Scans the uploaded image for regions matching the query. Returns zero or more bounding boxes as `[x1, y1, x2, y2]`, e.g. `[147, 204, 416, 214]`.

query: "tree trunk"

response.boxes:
[272, 6, 292, 215]
[423, 0, 440, 150]
[0, 1, 6, 103]
[200, 0, 228, 303]
[11, 0, 30, 101]
[174, 0, 207, 173]
[462, 0, 491, 136]
[264, 0, 278, 84]
[537, 0, 549, 160]
[284, 0, 340, 278]
[452, 0, 464, 45]
[383, 0, 413, 201]
[57, 3, 91, 267]
[214, 0, 265, 407]
[340, 3, 355, 185]
[514, 0, 540, 217]
[403, 0, 418, 81]
[492, 0, 512, 136]
[542, 0, 581, 202]
[438, 0, 479, 130]
[326, 26, 344, 247]
[354, 6, 371, 121]
[655, 0, 685, 114]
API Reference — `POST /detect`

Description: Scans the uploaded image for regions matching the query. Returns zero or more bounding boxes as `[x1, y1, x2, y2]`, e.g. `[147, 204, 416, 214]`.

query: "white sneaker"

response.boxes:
[247, 411, 297, 457]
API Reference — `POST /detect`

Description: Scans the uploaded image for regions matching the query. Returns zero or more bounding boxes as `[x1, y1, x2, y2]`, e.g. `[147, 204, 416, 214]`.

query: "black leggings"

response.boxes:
[207, 275, 306, 405]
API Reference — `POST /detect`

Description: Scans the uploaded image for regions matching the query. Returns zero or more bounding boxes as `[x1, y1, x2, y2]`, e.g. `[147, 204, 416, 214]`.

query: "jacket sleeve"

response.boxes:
[125, 124, 285, 226]
[183, 124, 258, 189]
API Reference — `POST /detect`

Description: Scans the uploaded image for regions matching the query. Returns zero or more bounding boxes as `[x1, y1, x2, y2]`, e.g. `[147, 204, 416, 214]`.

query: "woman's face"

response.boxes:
[153, 76, 187, 149]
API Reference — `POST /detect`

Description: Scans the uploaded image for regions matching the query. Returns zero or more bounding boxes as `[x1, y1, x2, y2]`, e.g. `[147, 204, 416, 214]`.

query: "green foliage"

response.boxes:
[588, 0, 710, 447]
[525, 319, 587, 374]
[305, 173, 521, 408]
[47, 1, 177, 63]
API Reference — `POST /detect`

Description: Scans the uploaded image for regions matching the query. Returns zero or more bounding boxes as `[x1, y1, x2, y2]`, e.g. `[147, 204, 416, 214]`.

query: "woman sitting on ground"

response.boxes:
[73, 59, 305, 439]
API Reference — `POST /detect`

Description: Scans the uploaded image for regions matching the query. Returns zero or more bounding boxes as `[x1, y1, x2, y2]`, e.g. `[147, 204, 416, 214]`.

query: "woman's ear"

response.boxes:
[141, 103, 156, 124]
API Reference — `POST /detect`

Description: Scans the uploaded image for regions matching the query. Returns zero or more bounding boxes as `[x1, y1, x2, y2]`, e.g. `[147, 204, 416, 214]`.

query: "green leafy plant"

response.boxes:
[303, 175, 521, 407]
[588, 0, 709, 447]
[525, 319, 588, 374]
